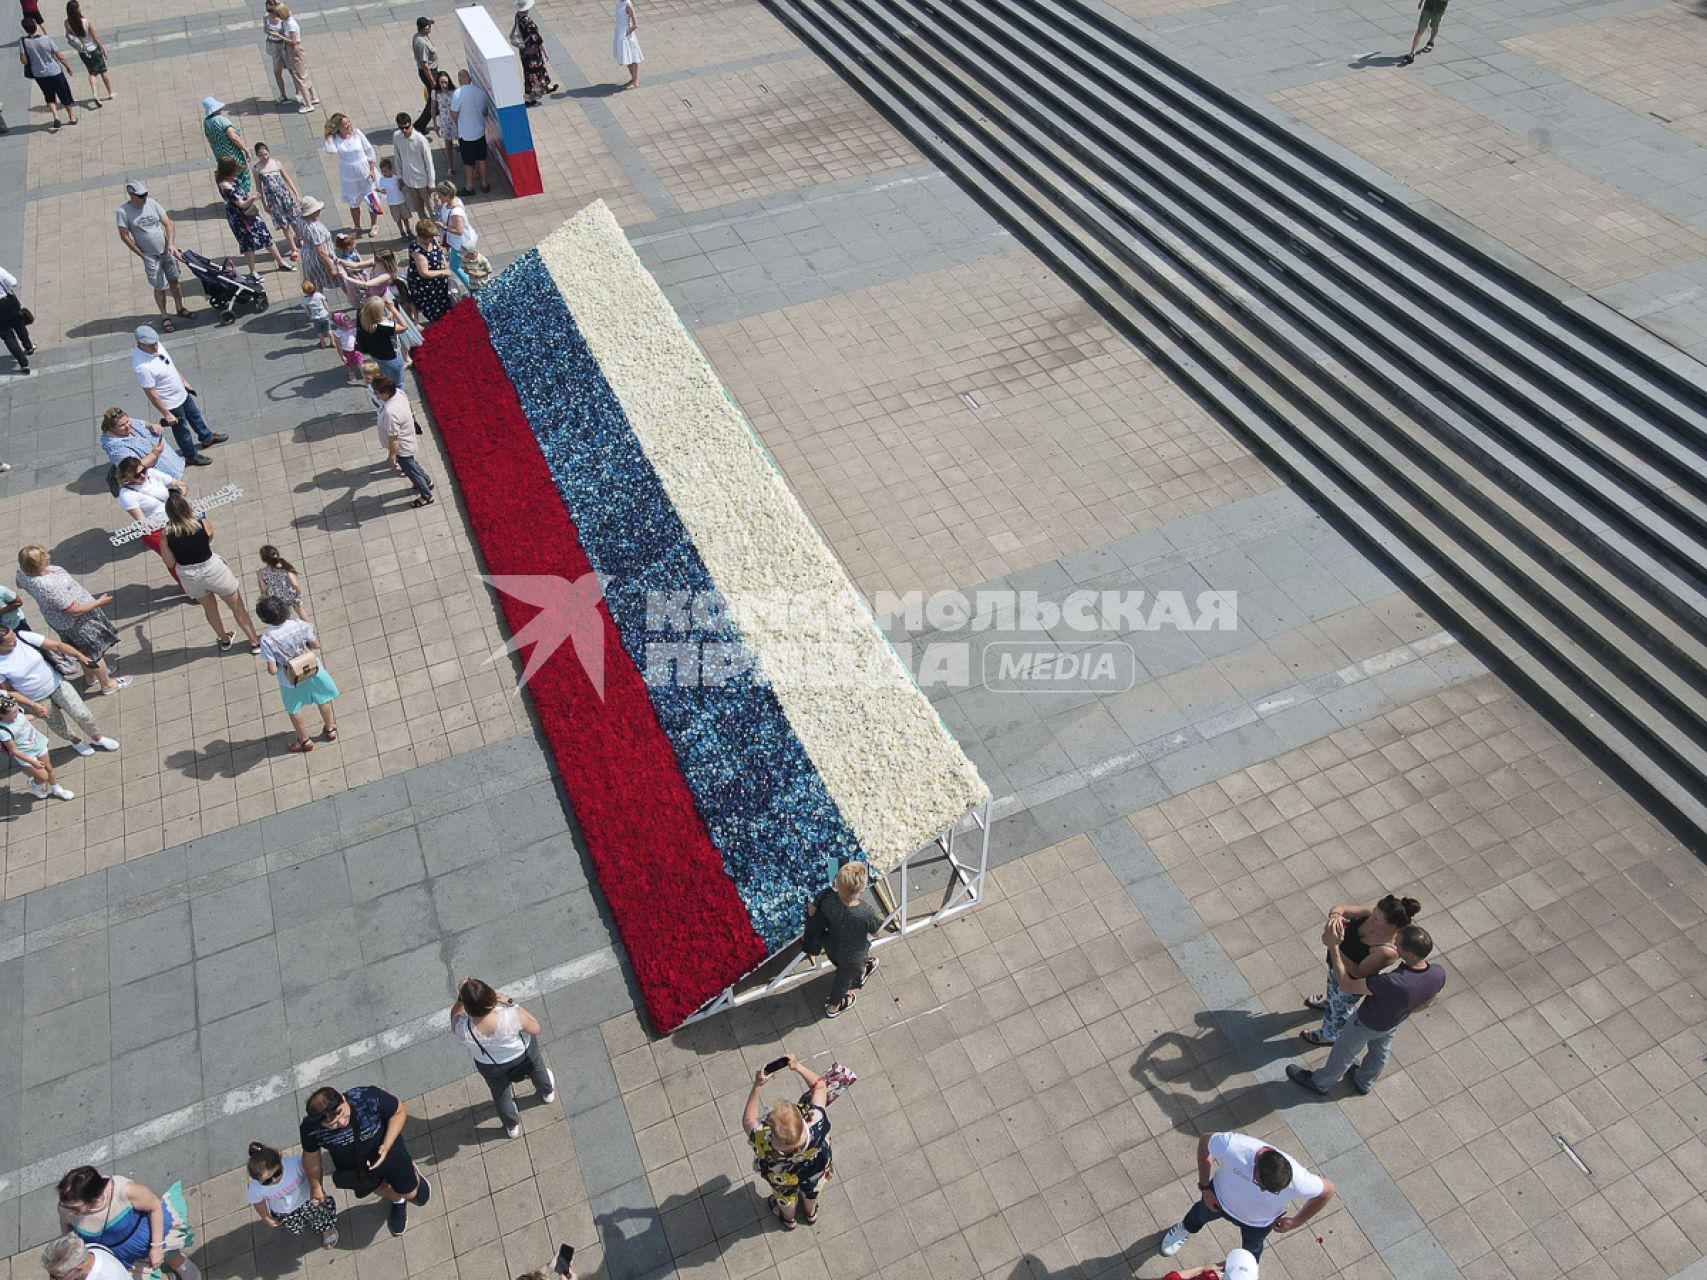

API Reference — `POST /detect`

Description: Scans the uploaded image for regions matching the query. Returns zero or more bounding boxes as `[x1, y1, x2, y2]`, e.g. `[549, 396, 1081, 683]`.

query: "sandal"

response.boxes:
[767, 1197, 795, 1230]
[161, 316, 176, 332]
[799, 1202, 817, 1225]
[824, 993, 856, 1019]
[288, 738, 315, 753]
[218, 633, 234, 651]
[1303, 994, 1328, 1011]
[250, 643, 262, 655]
[323, 726, 339, 742]
[1299, 1028, 1332, 1046]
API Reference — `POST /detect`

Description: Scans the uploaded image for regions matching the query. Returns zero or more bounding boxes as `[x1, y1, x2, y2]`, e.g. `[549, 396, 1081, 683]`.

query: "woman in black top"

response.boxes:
[159, 492, 261, 652]
[355, 297, 406, 386]
[1301, 893, 1419, 1044]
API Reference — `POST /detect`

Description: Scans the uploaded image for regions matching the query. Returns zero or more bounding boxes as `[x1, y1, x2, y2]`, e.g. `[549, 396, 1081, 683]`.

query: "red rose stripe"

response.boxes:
[414, 304, 767, 1031]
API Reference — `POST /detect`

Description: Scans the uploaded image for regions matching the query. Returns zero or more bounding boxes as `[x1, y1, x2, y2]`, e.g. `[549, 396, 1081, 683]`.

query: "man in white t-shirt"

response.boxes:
[41, 1235, 130, 1280]
[131, 326, 228, 465]
[1159, 1131, 1334, 1263]
[449, 70, 491, 194]
[0, 624, 121, 756]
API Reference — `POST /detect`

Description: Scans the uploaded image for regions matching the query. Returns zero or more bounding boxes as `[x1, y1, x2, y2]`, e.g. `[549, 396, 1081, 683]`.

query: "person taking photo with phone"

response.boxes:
[743, 1054, 833, 1230]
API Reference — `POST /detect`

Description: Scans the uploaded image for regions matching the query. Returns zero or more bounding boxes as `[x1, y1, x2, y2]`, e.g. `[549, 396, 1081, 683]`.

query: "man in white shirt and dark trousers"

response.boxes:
[1159, 1131, 1335, 1263]
[0, 264, 36, 374]
[131, 326, 228, 464]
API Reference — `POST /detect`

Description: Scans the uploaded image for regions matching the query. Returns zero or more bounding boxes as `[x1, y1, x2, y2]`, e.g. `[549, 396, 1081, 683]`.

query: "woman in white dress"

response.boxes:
[322, 112, 380, 237]
[613, 0, 642, 89]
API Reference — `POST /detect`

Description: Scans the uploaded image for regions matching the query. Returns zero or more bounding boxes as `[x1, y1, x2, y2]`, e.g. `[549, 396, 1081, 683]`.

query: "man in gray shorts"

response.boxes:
[115, 180, 194, 328]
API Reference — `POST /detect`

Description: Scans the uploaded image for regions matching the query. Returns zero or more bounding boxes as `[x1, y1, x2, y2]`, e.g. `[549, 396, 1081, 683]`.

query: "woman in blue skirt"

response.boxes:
[256, 595, 339, 752]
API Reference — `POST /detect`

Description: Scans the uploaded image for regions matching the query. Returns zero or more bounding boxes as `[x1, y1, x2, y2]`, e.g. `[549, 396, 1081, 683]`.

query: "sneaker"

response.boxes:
[504, 1123, 521, 1139]
[71, 740, 95, 756]
[202, 432, 230, 445]
[387, 1199, 407, 1237]
[299, 102, 314, 114]
[413, 1173, 430, 1206]
[540, 1069, 556, 1103]
[0, 462, 11, 474]
[1351, 1076, 1373, 1096]
[26, 779, 47, 798]
[96, 676, 132, 697]
[185, 455, 214, 466]
[1159, 1224, 1189, 1257]
[50, 784, 75, 800]
[93, 736, 120, 751]
[1421, 41, 1435, 52]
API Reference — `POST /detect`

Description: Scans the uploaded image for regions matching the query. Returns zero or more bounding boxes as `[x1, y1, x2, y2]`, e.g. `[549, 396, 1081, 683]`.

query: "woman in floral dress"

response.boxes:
[252, 142, 302, 262]
[508, 0, 557, 106]
[406, 218, 456, 323]
[216, 157, 291, 278]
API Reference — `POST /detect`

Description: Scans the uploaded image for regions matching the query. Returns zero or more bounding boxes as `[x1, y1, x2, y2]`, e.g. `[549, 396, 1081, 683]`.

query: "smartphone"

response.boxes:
[554, 1244, 575, 1275]
[763, 1055, 791, 1076]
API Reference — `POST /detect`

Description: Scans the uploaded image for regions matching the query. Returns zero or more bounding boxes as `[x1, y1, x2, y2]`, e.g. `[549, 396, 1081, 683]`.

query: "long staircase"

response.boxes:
[759, 0, 1707, 846]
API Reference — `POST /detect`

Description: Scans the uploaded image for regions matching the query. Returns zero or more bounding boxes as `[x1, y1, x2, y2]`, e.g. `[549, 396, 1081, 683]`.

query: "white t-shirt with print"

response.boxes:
[1208, 1132, 1324, 1228]
[246, 1154, 312, 1217]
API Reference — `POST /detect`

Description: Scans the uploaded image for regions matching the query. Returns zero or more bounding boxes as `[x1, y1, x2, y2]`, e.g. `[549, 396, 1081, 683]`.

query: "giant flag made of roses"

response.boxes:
[415, 202, 989, 1033]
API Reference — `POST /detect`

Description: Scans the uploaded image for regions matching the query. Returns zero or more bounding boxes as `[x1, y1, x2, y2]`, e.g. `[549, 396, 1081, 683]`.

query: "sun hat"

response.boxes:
[124, 179, 148, 196]
[201, 95, 225, 117]
[1223, 1249, 1259, 1280]
[134, 325, 160, 346]
[299, 196, 325, 216]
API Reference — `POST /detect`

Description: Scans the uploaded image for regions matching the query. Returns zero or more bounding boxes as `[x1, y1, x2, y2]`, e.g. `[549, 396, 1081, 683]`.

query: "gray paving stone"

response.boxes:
[195, 937, 283, 1024]
[190, 878, 276, 959]
[200, 999, 291, 1094]
[22, 875, 108, 936]
[355, 884, 442, 967]
[574, 1100, 648, 1198]
[362, 943, 452, 1030]
[21, 1064, 111, 1163]
[107, 901, 193, 978]
[342, 828, 426, 903]
[106, 847, 189, 911]
[262, 853, 346, 935]
[285, 974, 377, 1064]
[274, 908, 362, 997]
[23, 930, 108, 1015]
[110, 962, 198, 1057]
[112, 1030, 202, 1128]
[183, 825, 263, 880]
[20, 993, 109, 1091]
[588, 1176, 672, 1280]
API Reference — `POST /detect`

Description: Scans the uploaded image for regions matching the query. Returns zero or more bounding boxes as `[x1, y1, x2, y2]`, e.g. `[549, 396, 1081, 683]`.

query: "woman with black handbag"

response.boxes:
[0, 262, 36, 375]
[449, 977, 556, 1139]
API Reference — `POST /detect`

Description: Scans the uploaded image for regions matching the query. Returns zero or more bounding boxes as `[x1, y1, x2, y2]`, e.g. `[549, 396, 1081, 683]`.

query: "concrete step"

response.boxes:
[760, 0, 1707, 842]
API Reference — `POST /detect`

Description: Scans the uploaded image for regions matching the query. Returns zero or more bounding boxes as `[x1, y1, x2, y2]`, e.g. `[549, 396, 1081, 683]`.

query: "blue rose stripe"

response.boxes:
[475, 252, 865, 949]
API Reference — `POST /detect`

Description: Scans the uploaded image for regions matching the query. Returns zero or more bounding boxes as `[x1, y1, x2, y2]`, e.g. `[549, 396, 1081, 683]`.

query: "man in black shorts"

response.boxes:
[449, 69, 492, 194]
[299, 1084, 431, 1237]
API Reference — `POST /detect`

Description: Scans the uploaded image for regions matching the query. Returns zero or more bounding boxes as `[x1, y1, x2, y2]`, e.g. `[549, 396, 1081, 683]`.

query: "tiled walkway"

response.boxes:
[1, 0, 1704, 1277]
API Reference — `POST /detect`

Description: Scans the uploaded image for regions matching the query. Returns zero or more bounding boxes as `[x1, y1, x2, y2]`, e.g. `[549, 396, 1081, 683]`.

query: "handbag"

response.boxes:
[286, 647, 321, 685]
[18, 307, 33, 326]
[329, 1165, 385, 1197]
[21, 631, 84, 679]
[364, 188, 385, 219]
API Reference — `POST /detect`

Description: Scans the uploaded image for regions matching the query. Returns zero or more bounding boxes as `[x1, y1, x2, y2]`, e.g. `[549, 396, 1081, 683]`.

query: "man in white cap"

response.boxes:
[115, 180, 194, 327]
[1165, 1247, 1260, 1280]
[131, 327, 227, 464]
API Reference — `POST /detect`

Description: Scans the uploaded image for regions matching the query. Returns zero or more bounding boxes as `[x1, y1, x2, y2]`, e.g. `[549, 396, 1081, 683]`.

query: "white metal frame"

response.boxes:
[681, 797, 993, 1026]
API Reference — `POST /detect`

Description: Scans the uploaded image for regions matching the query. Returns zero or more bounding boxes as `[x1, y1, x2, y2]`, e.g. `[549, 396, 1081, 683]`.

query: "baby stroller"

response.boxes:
[179, 249, 269, 325]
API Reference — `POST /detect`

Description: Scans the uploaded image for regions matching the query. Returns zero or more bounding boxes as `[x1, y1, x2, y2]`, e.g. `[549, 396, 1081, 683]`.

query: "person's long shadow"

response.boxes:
[1004, 1250, 1142, 1280]
[567, 82, 625, 98]
[1349, 51, 1410, 68]
[1130, 1007, 1312, 1135]
[164, 733, 274, 780]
